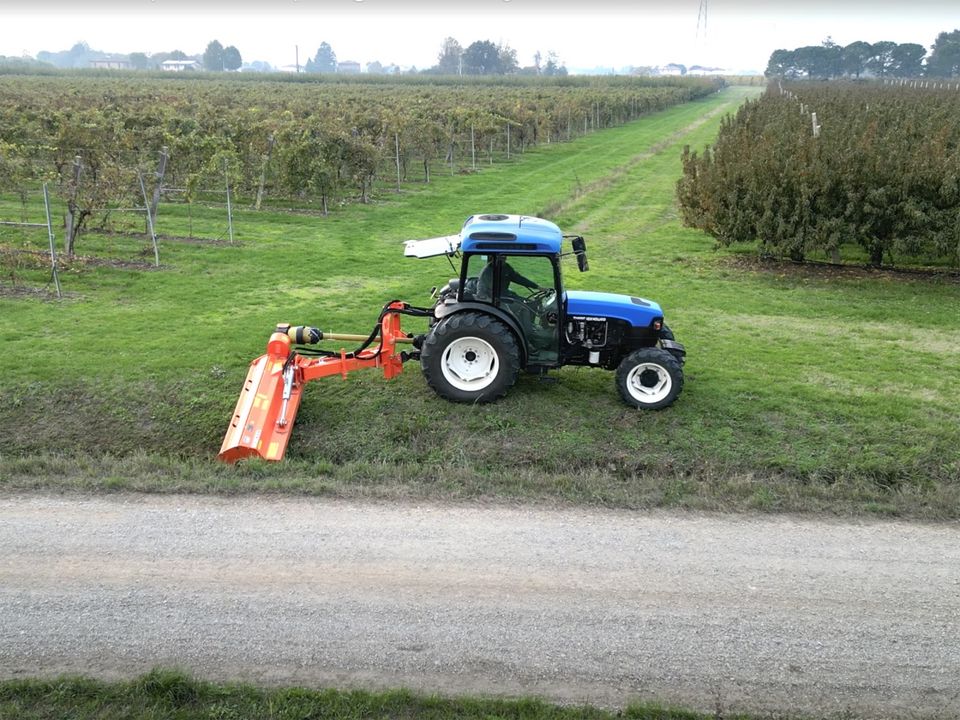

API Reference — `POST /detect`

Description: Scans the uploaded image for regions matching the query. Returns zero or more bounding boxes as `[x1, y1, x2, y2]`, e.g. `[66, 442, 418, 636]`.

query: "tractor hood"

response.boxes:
[565, 290, 663, 328]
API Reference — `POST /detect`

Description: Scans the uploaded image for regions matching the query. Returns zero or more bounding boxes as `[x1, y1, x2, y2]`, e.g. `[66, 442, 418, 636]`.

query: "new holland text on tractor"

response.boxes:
[219, 214, 685, 462]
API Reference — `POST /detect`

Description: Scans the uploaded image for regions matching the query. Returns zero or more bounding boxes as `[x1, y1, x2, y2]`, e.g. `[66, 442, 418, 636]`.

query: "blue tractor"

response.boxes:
[405, 213, 686, 409]
[219, 213, 687, 462]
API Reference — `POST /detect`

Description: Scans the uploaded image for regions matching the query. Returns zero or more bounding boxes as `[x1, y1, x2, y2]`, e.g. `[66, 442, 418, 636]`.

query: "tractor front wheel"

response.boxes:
[615, 347, 683, 410]
[421, 312, 521, 403]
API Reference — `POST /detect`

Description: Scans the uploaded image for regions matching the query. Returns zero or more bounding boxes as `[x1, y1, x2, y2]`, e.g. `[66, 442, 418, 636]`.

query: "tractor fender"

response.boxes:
[432, 301, 528, 366]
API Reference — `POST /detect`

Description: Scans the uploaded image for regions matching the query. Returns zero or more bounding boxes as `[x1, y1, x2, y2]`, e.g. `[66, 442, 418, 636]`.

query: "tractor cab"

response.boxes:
[405, 213, 587, 370]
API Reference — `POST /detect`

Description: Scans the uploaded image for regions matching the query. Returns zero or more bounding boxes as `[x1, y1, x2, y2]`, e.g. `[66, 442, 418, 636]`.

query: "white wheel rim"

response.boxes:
[626, 362, 672, 404]
[441, 336, 500, 392]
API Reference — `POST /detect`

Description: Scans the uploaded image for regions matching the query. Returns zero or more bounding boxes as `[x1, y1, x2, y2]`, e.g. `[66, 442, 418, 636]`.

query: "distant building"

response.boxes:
[657, 64, 687, 76]
[337, 60, 361, 74]
[161, 60, 201, 72]
[89, 55, 131, 70]
[688, 66, 727, 76]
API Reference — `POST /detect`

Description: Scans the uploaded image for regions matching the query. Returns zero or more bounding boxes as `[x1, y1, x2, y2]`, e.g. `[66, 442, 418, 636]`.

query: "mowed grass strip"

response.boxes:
[2, 86, 959, 518]
[0, 668, 761, 720]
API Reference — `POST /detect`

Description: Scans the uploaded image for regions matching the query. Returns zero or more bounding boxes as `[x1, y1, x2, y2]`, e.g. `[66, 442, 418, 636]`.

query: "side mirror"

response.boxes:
[571, 236, 589, 272]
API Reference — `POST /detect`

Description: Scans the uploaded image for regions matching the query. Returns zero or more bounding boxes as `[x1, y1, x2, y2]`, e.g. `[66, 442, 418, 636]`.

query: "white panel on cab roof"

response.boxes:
[403, 235, 461, 258]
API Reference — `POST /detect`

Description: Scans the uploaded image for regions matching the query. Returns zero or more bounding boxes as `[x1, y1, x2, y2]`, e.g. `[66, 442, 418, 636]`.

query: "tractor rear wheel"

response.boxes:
[615, 347, 683, 410]
[421, 312, 520, 403]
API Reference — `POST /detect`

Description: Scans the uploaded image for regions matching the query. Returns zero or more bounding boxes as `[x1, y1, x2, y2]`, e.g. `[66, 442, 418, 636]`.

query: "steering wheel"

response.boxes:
[523, 287, 557, 324]
[525, 287, 555, 303]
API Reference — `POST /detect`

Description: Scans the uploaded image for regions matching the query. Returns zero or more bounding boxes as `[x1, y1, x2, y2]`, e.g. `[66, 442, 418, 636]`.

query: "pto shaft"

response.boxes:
[281, 325, 415, 345]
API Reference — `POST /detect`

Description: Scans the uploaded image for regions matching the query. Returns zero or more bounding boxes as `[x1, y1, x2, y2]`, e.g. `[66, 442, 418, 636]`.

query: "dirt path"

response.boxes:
[1, 493, 958, 718]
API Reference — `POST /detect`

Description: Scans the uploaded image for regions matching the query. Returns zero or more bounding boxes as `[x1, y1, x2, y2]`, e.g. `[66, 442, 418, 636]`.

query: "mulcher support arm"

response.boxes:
[218, 302, 415, 463]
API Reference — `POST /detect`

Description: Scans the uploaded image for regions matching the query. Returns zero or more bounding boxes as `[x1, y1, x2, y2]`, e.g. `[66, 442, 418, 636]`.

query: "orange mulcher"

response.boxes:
[218, 301, 429, 462]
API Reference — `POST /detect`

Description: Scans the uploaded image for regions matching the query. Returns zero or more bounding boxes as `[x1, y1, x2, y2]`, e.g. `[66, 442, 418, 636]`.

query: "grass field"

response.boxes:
[0, 669, 751, 720]
[2, 86, 959, 518]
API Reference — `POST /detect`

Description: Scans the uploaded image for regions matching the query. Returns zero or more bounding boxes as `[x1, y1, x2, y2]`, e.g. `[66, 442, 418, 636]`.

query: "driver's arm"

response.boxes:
[503, 263, 540, 291]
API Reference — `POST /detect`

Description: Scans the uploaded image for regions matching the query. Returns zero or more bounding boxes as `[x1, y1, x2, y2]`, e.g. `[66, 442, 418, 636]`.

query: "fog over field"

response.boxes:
[3, 0, 958, 73]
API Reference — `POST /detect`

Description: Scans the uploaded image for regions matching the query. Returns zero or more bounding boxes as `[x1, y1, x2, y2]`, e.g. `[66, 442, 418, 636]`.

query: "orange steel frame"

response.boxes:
[219, 302, 410, 463]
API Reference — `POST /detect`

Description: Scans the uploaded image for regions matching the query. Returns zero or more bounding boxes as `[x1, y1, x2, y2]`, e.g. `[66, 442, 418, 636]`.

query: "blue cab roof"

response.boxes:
[459, 214, 563, 255]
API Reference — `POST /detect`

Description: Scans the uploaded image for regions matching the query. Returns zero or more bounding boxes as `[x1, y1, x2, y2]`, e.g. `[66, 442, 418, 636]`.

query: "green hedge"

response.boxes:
[677, 81, 960, 267]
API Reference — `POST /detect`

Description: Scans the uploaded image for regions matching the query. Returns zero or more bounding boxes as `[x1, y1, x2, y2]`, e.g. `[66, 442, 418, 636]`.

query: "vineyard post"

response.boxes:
[394, 132, 401, 192]
[137, 170, 160, 268]
[811, 112, 820, 138]
[488, 137, 493, 165]
[470, 125, 476, 170]
[42, 183, 62, 298]
[224, 158, 234, 244]
[149, 145, 168, 232]
[64, 155, 82, 256]
[506, 123, 511, 160]
[254, 135, 274, 211]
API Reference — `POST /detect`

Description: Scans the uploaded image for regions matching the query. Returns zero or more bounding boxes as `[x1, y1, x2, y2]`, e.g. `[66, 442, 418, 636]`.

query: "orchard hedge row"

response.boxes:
[677, 82, 960, 266]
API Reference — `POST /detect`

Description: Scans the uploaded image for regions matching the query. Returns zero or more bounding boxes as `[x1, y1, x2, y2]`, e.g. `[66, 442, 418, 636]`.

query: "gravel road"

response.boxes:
[1, 493, 958, 718]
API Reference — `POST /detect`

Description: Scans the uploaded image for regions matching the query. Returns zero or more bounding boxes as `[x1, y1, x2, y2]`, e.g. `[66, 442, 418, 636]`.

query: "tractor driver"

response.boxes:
[474, 255, 546, 302]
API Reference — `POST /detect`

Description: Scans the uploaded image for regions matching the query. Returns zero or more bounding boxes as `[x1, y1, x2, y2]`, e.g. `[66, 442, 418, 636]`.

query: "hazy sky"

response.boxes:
[3, 0, 958, 72]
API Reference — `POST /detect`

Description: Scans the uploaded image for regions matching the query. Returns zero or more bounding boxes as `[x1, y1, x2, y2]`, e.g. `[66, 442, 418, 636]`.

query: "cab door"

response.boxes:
[492, 254, 561, 366]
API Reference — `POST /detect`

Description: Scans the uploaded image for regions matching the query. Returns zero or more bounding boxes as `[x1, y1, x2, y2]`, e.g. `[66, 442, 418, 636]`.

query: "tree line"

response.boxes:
[765, 30, 960, 79]
[676, 82, 960, 268]
[19, 36, 567, 76]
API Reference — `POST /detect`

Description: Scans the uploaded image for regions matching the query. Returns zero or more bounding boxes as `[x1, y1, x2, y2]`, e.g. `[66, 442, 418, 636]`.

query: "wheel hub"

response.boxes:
[627, 362, 671, 403]
[441, 336, 500, 391]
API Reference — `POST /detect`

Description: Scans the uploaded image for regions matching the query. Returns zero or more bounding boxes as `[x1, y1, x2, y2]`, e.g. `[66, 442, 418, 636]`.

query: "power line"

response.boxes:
[696, 0, 708, 40]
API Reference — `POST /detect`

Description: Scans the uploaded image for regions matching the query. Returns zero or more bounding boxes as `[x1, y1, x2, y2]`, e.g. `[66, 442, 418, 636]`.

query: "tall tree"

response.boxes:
[203, 40, 224, 71]
[306, 42, 337, 73]
[462, 40, 500, 75]
[436, 37, 462, 74]
[867, 41, 897, 77]
[497, 43, 518, 74]
[222, 45, 242, 71]
[543, 52, 568, 77]
[129, 52, 149, 70]
[841, 41, 872, 78]
[764, 48, 795, 78]
[926, 29, 960, 77]
[793, 45, 839, 79]
[890, 43, 925, 77]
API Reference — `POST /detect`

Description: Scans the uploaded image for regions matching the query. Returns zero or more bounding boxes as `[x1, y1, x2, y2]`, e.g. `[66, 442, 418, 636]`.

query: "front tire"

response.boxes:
[616, 347, 683, 410]
[421, 312, 520, 403]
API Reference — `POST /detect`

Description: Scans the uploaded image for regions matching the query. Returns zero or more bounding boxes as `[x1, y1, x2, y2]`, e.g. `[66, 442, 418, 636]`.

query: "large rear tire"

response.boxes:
[615, 347, 683, 410]
[421, 312, 521, 403]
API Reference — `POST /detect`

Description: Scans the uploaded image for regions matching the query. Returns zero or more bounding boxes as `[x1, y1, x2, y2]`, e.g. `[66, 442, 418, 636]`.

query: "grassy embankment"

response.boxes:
[0, 668, 764, 720]
[2, 86, 958, 517]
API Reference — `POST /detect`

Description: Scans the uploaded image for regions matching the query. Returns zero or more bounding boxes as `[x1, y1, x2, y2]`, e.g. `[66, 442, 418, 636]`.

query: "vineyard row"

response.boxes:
[0, 75, 721, 251]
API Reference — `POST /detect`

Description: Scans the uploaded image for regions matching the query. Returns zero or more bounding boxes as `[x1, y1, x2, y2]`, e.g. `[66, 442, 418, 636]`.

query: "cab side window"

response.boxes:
[462, 254, 493, 302]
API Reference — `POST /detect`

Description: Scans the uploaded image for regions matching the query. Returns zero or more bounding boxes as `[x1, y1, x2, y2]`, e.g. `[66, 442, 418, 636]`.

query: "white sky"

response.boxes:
[3, 0, 958, 73]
